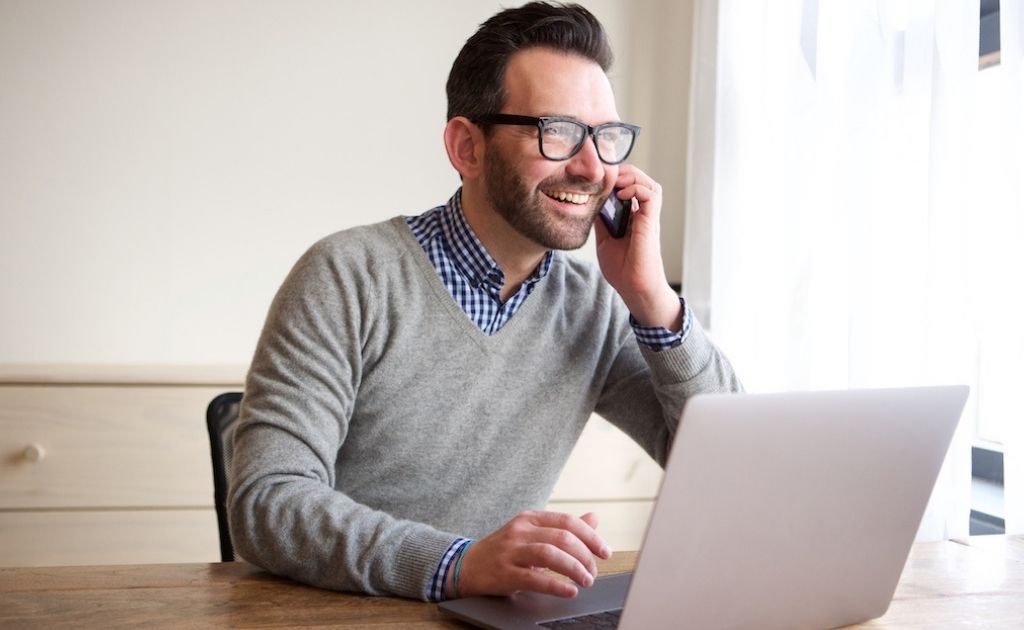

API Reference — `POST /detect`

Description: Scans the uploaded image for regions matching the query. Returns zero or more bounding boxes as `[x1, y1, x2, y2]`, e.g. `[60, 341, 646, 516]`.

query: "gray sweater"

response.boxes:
[228, 217, 741, 599]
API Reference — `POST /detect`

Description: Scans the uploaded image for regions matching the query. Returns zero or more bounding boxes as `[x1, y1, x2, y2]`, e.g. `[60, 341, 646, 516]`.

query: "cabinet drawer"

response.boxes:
[0, 386, 223, 509]
[0, 509, 220, 567]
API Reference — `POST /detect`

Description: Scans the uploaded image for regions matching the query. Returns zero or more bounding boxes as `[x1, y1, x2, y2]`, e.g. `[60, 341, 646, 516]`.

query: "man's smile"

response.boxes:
[545, 190, 592, 205]
[541, 187, 605, 217]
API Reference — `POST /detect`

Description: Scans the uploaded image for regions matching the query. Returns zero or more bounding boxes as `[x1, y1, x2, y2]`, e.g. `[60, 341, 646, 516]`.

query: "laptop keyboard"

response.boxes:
[539, 608, 622, 629]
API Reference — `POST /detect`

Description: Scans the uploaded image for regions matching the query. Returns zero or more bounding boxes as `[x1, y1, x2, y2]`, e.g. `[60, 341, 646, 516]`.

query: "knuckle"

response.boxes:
[553, 529, 575, 549]
[519, 570, 551, 594]
[553, 512, 573, 529]
[536, 544, 560, 565]
[508, 520, 530, 537]
[506, 515, 529, 531]
[575, 559, 591, 578]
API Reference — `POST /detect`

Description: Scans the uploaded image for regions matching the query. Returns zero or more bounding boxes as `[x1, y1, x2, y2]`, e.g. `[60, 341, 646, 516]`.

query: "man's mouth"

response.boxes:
[544, 190, 593, 205]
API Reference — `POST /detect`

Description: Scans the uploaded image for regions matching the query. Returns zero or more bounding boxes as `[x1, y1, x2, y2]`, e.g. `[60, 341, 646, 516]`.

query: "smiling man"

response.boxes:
[228, 2, 741, 602]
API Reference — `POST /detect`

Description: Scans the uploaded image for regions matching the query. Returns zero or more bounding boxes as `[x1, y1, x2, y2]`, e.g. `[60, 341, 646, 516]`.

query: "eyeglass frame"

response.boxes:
[470, 113, 641, 165]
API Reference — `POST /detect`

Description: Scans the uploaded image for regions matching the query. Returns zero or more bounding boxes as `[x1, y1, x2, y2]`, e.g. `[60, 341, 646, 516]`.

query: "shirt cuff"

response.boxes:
[629, 297, 692, 351]
[430, 537, 473, 602]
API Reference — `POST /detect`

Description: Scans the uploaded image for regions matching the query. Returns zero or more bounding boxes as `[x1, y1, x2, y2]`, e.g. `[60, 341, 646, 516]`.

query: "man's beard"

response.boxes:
[483, 145, 601, 251]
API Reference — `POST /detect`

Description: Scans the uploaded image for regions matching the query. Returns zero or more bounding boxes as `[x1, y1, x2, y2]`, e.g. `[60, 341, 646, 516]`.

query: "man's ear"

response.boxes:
[444, 116, 485, 179]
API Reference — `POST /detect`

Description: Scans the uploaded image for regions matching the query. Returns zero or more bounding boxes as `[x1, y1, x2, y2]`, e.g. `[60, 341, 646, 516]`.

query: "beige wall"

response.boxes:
[0, 0, 695, 366]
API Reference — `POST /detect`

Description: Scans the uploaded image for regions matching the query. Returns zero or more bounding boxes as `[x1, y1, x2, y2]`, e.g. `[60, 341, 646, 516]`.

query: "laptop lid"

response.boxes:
[440, 385, 968, 630]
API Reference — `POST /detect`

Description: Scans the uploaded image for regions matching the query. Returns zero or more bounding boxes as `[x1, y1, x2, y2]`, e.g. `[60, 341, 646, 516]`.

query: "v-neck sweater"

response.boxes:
[228, 217, 741, 600]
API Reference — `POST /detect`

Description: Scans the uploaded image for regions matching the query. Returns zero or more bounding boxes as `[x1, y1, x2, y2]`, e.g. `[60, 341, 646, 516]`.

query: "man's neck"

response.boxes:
[460, 186, 549, 302]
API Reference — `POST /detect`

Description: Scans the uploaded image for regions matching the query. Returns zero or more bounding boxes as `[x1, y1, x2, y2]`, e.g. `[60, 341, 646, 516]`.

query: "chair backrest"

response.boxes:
[205, 391, 243, 562]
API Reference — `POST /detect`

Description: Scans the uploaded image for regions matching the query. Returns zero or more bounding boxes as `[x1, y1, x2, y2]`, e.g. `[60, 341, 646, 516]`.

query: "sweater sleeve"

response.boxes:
[227, 237, 457, 599]
[595, 310, 743, 467]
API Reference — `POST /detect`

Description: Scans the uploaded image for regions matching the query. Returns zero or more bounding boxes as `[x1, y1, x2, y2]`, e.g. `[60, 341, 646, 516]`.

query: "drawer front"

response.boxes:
[0, 386, 227, 509]
[0, 509, 220, 567]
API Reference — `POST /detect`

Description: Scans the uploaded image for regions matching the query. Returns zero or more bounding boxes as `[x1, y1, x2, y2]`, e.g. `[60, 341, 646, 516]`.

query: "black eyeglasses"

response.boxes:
[472, 114, 640, 165]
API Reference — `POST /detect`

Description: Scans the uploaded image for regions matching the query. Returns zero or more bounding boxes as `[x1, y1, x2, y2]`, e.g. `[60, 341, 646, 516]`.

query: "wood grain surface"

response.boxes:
[1, 538, 1021, 629]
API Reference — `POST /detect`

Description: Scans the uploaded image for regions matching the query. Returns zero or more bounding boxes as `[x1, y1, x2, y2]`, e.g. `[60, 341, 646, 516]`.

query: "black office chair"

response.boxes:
[205, 391, 243, 562]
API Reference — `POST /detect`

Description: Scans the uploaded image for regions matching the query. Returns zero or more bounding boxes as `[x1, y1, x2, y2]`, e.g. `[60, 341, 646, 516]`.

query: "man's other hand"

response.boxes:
[594, 165, 681, 332]
[453, 511, 612, 598]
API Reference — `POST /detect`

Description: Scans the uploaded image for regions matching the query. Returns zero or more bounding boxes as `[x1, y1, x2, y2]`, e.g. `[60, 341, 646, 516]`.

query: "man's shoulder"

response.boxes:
[277, 218, 421, 296]
[312, 217, 410, 257]
[296, 217, 416, 271]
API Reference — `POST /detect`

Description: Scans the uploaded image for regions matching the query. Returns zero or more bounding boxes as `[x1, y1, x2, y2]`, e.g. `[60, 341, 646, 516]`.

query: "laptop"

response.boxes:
[439, 385, 969, 629]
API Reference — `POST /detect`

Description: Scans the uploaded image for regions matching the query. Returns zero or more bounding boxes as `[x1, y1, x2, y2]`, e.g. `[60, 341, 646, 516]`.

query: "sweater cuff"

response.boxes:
[629, 297, 692, 350]
[638, 314, 714, 385]
[392, 527, 467, 600]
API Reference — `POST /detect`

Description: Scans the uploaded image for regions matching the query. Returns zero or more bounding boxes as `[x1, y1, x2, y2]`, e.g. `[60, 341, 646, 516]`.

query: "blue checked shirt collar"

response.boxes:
[441, 190, 553, 291]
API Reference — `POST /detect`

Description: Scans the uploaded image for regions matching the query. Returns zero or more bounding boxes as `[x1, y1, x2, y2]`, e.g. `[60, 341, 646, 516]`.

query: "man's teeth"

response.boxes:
[550, 191, 591, 204]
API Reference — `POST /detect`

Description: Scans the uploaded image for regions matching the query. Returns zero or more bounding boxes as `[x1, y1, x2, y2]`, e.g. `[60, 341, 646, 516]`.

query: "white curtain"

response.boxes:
[688, 0, 1024, 539]
[996, 0, 1024, 536]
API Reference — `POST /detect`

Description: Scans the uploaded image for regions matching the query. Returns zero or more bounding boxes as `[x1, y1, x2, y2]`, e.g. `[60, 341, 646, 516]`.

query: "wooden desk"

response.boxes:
[1, 536, 1021, 628]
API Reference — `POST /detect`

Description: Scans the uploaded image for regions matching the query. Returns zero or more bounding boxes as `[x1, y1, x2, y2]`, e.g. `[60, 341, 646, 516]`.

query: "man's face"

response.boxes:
[481, 47, 620, 251]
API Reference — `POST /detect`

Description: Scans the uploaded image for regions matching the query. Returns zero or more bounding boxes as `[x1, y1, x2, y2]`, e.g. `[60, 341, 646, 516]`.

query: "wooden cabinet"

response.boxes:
[0, 510, 219, 567]
[0, 367, 240, 568]
[2, 385, 220, 509]
[0, 366, 661, 567]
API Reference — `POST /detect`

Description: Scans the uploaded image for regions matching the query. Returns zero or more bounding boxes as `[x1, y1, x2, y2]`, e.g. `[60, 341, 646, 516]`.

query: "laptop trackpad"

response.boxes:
[438, 572, 632, 630]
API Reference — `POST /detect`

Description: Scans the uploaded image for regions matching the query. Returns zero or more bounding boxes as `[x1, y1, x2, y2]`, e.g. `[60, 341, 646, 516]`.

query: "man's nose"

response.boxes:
[564, 136, 605, 183]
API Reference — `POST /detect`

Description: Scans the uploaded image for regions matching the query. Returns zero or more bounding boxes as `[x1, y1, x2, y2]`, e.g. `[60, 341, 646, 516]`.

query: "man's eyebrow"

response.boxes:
[540, 114, 624, 124]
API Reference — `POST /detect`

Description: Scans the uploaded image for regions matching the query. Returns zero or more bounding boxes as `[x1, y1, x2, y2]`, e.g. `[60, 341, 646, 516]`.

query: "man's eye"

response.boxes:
[597, 128, 625, 143]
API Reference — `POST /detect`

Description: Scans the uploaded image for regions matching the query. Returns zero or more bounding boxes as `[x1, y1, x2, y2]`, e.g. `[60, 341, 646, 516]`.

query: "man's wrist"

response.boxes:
[450, 540, 475, 598]
[631, 297, 692, 351]
[621, 285, 684, 331]
[432, 537, 472, 602]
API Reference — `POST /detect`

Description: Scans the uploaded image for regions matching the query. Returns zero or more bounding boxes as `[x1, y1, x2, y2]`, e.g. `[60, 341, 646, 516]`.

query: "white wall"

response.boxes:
[0, 0, 693, 366]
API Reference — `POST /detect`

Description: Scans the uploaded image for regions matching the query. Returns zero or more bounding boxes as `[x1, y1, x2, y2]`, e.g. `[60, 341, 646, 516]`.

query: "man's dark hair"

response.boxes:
[446, 2, 614, 121]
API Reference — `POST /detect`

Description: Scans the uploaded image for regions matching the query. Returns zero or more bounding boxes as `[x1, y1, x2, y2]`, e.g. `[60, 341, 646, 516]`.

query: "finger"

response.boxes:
[516, 543, 594, 588]
[529, 512, 611, 559]
[579, 512, 599, 530]
[530, 527, 598, 577]
[510, 566, 579, 598]
[614, 182, 658, 206]
[615, 163, 643, 184]
[578, 512, 608, 563]
[615, 166, 655, 191]
[624, 184, 656, 203]
[613, 186, 661, 228]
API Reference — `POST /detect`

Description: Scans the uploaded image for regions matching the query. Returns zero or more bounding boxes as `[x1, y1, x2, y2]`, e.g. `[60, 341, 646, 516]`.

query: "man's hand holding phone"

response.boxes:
[594, 165, 682, 333]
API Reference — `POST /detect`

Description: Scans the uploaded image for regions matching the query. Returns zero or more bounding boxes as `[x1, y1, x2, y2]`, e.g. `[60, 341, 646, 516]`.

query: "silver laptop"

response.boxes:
[439, 385, 969, 630]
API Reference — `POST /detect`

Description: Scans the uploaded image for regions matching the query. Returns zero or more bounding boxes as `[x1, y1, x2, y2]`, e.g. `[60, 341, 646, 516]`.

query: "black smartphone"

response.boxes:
[599, 189, 632, 238]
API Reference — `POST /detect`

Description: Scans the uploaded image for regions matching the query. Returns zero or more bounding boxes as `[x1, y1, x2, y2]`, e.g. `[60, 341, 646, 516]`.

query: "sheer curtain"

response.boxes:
[992, 0, 1024, 535]
[688, 0, 1023, 539]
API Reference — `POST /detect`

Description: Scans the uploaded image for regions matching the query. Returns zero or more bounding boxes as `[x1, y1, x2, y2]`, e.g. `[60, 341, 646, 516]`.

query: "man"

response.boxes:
[229, 2, 741, 603]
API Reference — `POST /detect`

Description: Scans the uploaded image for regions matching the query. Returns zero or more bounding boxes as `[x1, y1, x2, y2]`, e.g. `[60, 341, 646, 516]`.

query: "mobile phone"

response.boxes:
[599, 189, 632, 238]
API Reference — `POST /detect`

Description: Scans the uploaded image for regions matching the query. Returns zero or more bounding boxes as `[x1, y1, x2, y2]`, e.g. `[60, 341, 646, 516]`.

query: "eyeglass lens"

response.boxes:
[541, 120, 635, 163]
